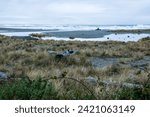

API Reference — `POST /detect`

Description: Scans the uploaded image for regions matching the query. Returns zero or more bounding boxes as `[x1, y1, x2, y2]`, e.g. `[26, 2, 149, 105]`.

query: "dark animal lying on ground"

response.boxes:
[48, 50, 80, 59]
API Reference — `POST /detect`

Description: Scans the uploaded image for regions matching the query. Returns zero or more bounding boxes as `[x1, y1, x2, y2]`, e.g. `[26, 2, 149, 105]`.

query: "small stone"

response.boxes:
[0, 72, 8, 80]
[85, 76, 97, 86]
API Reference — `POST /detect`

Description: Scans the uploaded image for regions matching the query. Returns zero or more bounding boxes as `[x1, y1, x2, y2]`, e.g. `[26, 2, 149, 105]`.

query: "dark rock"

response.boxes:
[55, 44, 60, 47]
[69, 37, 75, 39]
[55, 54, 64, 59]
[96, 28, 101, 31]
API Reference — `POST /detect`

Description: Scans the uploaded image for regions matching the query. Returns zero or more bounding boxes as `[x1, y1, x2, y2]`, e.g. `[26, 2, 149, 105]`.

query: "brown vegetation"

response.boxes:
[0, 35, 150, 99]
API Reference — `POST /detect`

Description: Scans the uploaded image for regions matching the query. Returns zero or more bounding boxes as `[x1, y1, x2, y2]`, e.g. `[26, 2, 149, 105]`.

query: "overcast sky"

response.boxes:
[0, 0, 150, 25]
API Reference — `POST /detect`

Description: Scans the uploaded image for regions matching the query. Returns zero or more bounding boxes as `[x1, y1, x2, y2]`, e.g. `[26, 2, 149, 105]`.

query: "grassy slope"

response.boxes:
[0, 35, 150, 99]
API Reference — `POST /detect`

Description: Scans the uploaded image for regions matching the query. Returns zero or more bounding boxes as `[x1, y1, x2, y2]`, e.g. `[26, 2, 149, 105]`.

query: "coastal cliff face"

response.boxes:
[0, 35, 150, 99]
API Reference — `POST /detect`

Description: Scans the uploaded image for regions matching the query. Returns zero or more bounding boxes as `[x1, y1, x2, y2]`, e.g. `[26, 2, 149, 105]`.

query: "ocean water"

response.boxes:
[0, 24, 150, 42]
[0, 24, 150, 31]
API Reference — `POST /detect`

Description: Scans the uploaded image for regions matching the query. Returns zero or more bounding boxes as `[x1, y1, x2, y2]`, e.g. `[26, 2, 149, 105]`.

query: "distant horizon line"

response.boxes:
[0, 24, 150, 26]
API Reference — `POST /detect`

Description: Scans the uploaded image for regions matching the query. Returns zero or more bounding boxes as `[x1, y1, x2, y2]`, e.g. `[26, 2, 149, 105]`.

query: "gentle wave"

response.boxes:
[0, 24, 150, 31]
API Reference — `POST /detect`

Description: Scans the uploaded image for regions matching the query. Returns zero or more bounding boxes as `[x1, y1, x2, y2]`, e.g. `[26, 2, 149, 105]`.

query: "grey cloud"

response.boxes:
[0, 0, 149, 24]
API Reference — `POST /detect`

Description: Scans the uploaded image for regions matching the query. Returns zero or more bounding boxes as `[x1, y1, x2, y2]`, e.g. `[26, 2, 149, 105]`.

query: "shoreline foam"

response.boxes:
[0, 27, 150, 42]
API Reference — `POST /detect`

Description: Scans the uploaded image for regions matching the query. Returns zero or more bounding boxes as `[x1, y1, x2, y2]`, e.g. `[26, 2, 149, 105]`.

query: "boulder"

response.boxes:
[69, 37, 75, 39]
[95, 28, 101, 31]
[55, 54, 64, 59]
